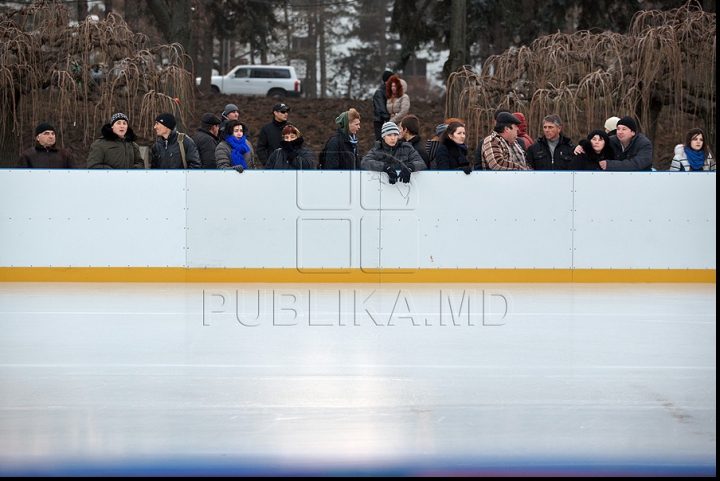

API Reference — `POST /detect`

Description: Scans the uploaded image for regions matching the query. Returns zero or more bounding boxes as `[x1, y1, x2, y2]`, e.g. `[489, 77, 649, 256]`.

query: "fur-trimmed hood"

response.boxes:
[100, 123, 138, 142]
[386, 75, 406, 99]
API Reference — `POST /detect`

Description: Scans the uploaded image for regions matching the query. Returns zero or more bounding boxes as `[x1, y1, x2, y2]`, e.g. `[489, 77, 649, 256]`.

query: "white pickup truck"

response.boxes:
[198, 65, 302, 97]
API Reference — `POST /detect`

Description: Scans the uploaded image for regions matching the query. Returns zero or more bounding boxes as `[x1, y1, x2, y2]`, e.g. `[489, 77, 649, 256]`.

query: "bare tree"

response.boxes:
[145, 0, 193, 62]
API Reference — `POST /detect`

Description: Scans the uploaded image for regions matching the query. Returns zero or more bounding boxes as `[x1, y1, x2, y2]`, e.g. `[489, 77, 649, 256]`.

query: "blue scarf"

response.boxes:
[349, 134, 358, 154]
[685, 146, 705, 170]
[226, 134, 251, 168]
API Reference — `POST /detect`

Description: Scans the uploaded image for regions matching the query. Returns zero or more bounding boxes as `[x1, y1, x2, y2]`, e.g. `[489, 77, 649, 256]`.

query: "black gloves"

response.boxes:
[460, 164, 472, 175]
[234, 164, 244, 173]
[398, 163, 412, 183]
[383, 164, 398, 184]
[287, 150, 299, 167]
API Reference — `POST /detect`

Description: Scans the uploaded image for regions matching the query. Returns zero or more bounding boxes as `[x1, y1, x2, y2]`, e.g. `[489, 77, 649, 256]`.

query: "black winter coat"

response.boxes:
[322, 128, 359, 170]
[526, 134, 575, 170]
[151, 130, 201, 169]
[405, 135, 430, 169]
[192, 128, 219, 169]
[265, 137, 315, 170]
[435, 137, 469, 170]
[569, 138, 613, 170]
[256, 119, 288, 165]
[373, 83, 390, 122]
[18, 144, 76, 168]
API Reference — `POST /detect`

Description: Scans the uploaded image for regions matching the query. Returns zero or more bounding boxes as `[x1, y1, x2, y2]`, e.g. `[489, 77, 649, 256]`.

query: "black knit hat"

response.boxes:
[382, 70, 394, 82]
[155, 112, 176, 130]
[616, 116, 637, 132]
[35, 122, 55, 136]
[110, 113, 129, 126]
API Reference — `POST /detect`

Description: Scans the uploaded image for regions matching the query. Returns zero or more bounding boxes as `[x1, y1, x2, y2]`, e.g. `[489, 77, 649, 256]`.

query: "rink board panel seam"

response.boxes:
[0, 267, 714, 283]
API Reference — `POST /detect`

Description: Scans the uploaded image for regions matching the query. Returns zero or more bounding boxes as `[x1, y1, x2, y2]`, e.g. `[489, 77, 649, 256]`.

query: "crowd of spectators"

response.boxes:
[18, 72, 715, 183]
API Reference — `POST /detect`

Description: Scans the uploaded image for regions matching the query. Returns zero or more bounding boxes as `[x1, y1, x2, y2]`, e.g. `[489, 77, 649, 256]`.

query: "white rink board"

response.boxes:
[417, 171, 574, 268]
[0, 170, 716, 271]
[573, 172, 717, 269]
[0, 170, 187, 267]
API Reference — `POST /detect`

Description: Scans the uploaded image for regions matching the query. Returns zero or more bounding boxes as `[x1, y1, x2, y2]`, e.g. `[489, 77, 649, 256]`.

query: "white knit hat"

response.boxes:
[604, 116, 620, 131]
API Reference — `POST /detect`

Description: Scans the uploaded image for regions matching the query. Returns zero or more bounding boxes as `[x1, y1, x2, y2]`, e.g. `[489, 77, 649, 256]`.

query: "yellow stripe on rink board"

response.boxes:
[0, 267, 715, 283]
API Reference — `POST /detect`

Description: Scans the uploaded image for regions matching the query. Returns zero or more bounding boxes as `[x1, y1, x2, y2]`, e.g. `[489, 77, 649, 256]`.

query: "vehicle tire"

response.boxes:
[211, 85, 220, 94]
[267, 88, 286, 98]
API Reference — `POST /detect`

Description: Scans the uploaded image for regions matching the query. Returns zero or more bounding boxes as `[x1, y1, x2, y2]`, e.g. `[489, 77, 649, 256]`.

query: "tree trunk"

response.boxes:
[145, 0, 193, 66]
[319, 7, 327, 98]
[305, 8, 318, 98]
[124, 0, 140, 31]
[197, 15, 214, 94]
[444, 0, 466, 79]
[77, 0, 88, 21]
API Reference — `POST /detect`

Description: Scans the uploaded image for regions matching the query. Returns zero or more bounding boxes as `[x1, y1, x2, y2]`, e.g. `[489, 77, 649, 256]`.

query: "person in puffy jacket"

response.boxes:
[670, 128, 715, 171]
[216, 120, 255, 172]
[18, 122, 76, 168]
[151, 113, 201, 169]
[265, 125, 314, 170]
[386, 75, 410, 125]
[361, 122, 425, 184]
[87, 113, 144, 169]
[570, 130, 614, 171]
[435, 121, 471, 174]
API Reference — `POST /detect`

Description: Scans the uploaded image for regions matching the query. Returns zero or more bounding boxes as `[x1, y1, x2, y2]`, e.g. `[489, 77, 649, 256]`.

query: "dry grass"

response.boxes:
[446, 2, 715, 169]
[0, 0, 194, 165]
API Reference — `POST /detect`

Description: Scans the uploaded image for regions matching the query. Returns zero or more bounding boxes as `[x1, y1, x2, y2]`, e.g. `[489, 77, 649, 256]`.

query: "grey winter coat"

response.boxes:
[361, 141, 426, 172]
[607, 133, 654, 171]
[215, 139, 255, 169]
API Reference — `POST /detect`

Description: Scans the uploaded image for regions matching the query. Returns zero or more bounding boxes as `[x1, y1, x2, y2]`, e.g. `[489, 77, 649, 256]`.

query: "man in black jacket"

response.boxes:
[372, 70, 393, 141]
[400, 115, 430, 169]
[192, 113, 221, 168]
[525, 114, 575, 170]
[257, 103, 290, 167]
[151, 113, 201, 169]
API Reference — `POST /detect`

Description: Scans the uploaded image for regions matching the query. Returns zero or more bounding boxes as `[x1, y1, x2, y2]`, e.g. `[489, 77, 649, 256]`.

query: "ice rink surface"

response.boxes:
[0, 282, 715, 475]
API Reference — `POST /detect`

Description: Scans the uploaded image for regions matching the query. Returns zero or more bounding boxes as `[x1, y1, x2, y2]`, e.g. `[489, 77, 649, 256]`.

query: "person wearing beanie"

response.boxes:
[425, 124, 448, 169]
[373, 70, 394, 141]
[670, 127, 715, 172]
[569, 130, 615, 170]
[605, 116, 653, 170]
[215, 120, 255, 172]
[386, 74, 410, 125]
[435, 121, 471, 174]
[604, 116, 620, 136]
[193, 113, 222, 169]
[218, 104, 239, 139]
[151, 112, 201, 169]
[264, 124, 314, 170]
[478, 112, 532, 171]
[87, 113, 145, 169]
[513, 112, 534, 151]
[400, 115, 430, 169]
[18, 122, 77, 168]
[525, 114, 575, 171]
[475, 111, 511, 170]
[573, 115, 653, 170]
[361, 121, 425, 184]
[256, 103, 291, 166]
[320, 108, 362, 170]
